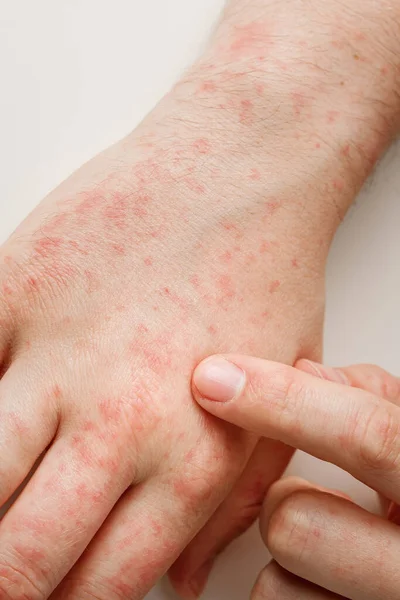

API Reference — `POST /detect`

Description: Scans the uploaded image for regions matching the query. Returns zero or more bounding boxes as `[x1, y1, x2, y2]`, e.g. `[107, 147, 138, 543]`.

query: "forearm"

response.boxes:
[170, 0, 400, 245]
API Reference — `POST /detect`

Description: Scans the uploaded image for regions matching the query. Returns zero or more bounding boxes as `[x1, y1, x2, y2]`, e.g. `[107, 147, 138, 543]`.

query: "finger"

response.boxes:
[260, 475, 352, 537]
[0, 360, 60, 510]
[192, 355, 400, 502]
[264, 489, 400, 600]
[251, 561, 343, 600]
[52, 442, 245, 600]
[0, 424, 134, 599]
[169, 438, 294, 599]
[296, 360, 400, 404]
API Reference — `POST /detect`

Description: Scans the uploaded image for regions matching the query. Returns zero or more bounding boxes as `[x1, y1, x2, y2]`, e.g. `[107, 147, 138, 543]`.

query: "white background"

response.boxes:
[0, 2, 399, 598]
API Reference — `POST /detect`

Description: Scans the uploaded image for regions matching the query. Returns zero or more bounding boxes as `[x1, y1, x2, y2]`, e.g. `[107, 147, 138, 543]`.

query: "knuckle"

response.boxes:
[61, 576, 136, 600]
[377, 370, 400, 402]
[0, 553, 47, 600]
[351, 404, 400, 474]
[252, 365, 307, 434]
[266, 492, 324, 567]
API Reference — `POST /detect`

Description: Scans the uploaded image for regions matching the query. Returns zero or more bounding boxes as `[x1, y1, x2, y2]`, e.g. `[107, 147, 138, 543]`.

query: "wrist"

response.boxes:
[170, 0, 400, 239]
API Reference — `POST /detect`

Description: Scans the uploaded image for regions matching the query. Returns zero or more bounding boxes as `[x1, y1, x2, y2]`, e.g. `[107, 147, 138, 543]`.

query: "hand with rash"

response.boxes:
[0, 0, 399, 599]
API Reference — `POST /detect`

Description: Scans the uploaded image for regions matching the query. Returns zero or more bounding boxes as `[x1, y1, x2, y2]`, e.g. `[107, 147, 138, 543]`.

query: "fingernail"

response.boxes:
[193, 357, 246, 403]
[302, 360, 350, 385]
[188, 557, 215, 598]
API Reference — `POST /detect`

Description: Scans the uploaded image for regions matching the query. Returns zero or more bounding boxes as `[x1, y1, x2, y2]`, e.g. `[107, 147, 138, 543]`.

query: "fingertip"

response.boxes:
[192, 356, 246, 405]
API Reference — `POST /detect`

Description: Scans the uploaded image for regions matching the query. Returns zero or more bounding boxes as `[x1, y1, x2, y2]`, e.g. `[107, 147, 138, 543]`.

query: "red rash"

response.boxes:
[291, 91, 307, 117]
[200, 81, 217, 93]
[269, 280, 281, 294]
[34, 236, 63, 258]
[239, 99, 254, 125]
[291, 258, 299, 268]
[341, 144, 350, 156]
[333, 179, 344, 191]
[229, 21, 271, 58]
[327, 110, 340, 123]
[185, 178, 206, 194]
[259, 240, 271, 254]
[217, 274, 235, 303]
[104, 194, 129, 230]
[220, 250, 233, 263]
[249, 168, 261, 180]
[193, 138, 211, 154]
[111, 243, 127, 256]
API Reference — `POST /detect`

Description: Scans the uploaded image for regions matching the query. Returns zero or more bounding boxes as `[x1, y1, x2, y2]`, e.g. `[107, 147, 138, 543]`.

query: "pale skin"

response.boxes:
[192, 358, 400, 599]
[0, 1, 399, 600]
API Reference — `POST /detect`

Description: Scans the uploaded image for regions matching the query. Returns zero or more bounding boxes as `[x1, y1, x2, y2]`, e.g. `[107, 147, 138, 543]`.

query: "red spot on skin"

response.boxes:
[8, 412, 29, 436]
[230, 21, 271, 57]
[34, 237, 62, 258]
[315, 142, 321, 149]
[220, 250, 233, 263]
[68, 240, 89, 255]
[249, 168, 261, 180]
[255, 84, 265, 96]
[327, 110, 340, 124]
[14, 543, 46, 565]
[208, 324, 217, 335]
[52, 385, 62, 399]
[185, 178, 206, 194]
[27, 276, 38, 290]
[259, 241, 271, 254]
[333, 179, 344, 191]
[269, 280, 281, 294]
[76, 483, 89, 501]
[264, 200, 281, 218]
[355, 31, 366, 42]
[331, 40, 345, 50]
[190, 275, 200, 289]
[132, 205, 148, 218]
[2, 283, 13, 296]
[144, 256, 153, 267]
[217, 274, 235, 301]
[381, 65, 389, 76]
[111, 243, 126, 256]
[341, 144, 350, 156]
[239, 99, 254, 125]
[84, 269, 100, 294]
[291, 258, 299, 268]
[83, 420, 96, 432]
[245, 252, 257, 265]
[193, 138, 211, 154]
[222, 220, 237, 232]
[291, 91, 306, 117]
[311, 527, 321, 539]
[104, 193, 129, 230]
[150, 518, 163, 536]
[161, 287, 189, 312]
[200, 80, 217, 93]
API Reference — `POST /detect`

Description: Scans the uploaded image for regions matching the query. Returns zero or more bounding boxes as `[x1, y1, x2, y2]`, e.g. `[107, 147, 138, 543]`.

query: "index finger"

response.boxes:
[192, 355, 400, 503]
